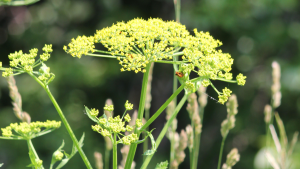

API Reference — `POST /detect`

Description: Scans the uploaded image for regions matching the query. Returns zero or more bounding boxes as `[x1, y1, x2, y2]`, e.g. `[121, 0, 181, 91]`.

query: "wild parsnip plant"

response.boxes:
[0, 45, 93, 168]
[63, 16, 246, 168]
[0, 1, 247, 169]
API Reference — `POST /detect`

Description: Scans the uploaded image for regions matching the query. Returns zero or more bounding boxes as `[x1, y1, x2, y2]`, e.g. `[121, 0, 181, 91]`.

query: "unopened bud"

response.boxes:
[54, 151, 64, 161]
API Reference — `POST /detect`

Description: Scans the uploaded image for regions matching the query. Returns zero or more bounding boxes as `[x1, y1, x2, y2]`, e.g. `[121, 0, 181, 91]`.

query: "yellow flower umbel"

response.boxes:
[86, 100, 142, 145]
[0, 44, 55, 86]
[65, 18, 247, 104]
[0, 120, 61, 139]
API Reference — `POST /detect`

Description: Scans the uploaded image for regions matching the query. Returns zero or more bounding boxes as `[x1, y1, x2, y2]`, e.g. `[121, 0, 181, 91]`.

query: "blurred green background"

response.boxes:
[0, 0, 300, 168]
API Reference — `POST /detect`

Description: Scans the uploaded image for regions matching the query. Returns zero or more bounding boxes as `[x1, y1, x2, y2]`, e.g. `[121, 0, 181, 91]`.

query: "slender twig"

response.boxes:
[27, 73, 93, 169]
[217, 136, 226, 169]
[113, 134, 117, 169]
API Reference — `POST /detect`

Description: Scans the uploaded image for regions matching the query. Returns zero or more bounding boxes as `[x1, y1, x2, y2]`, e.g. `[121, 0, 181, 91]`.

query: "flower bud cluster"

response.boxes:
[90, 101, 142, 145]
[2, 44, 53, 77]
[1, 120, 61, 139]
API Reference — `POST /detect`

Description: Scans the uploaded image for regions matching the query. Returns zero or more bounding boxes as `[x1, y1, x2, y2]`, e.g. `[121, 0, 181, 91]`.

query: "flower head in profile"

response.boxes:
[1, 120, 61, 139]
[65, 18, 247, 104]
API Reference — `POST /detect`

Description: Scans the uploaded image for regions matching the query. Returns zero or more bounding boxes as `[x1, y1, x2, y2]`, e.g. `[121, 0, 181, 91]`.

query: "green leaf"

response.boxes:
[142, 129, 156, 156]
[84, 106, 98, 123]
[0, 0, 39, 6]
[0, 163, 3, 167]
[155, 160, 168, 169]
[55, 133, 85, 169]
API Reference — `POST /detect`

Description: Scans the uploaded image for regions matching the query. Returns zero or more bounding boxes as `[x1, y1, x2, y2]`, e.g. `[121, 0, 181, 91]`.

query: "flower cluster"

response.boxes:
[65, 18, 247, 104]
[2, 44, 53, 80]
[89, 100, 142, 145]
[1, 120, 61, 139]
[63, 36, 95, 58]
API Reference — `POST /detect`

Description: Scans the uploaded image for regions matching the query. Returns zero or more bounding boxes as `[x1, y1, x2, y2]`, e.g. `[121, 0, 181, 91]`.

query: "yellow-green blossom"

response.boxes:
[126, 125, 133, 132]
[65, 18, 246, 103]
[90, 108, 99, 116]
[125, 100, 133, 110]
[136, 119, 143, 128]
[104, 104, 114, 111]
[54, 151, 64, 161]
[1, 120, 61, 139]
[202, 79, 210, 87]
[236, 73, 246, 86]
[124, 114, 131, 122]
[64, 36, 95, 58]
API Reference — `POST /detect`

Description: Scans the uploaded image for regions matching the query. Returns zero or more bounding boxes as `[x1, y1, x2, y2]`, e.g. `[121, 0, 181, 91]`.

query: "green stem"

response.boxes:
[27, 139, 44, 169]
[124, 64, 151, 169]
[170, 54, 179, 165]
[140, 84, 185, 131]
[105, 149, 110, 169]
[141, 95, 188, 169]
[214, 77, 237, 83]
[86, 53, 118, 58]
[217, 136, 227, 169]
[143, 63, 154, 161]
[28, 73, 93, 169]
[155, 60, 186, 64]
[113, 134, 117, 169]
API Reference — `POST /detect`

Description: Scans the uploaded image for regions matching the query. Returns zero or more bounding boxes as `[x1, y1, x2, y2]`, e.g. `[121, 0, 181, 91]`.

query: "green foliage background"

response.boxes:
[0, 0, 300, 168]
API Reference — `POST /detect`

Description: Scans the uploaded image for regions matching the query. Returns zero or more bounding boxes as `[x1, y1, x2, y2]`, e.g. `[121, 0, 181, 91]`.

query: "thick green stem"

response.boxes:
[124, 64, 151, 169]
[143, 63, 154, 161]
[141, 95, 188, 169]
[113, 134, 117, 169]
[28, 73, 93, 169]
[105, 149, 110, 169]
[217, 136, 227, 169]
[171, 0, 180, 165]
[140, 84, 185, 131]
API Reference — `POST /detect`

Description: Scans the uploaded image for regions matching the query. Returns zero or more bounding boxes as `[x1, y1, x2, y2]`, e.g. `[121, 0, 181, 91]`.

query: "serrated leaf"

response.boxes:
[155, 160, 168, 169]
